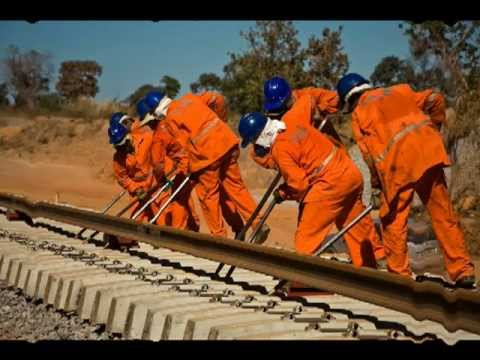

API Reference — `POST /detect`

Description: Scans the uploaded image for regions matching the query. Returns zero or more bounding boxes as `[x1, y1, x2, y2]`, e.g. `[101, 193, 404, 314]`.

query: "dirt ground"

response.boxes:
[1, 112, 479, 280]
[0, 156, 299, 251]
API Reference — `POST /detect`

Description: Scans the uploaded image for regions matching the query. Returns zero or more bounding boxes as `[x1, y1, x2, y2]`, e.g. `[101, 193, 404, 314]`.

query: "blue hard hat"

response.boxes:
[144, 91, 165, 110]
[110, 112, 126, 127]
[238, 112, 268, 148]
[108, 122, 128, 146]
[263, 76, 292, 113]
[136, 99, 151, 120]
[336, 73, 370, 104]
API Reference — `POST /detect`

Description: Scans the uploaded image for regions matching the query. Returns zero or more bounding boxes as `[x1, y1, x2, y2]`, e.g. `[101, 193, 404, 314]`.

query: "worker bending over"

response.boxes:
[142, 90, 270, 243]
[336, 73, 476, 288]
[238, 110, 385, 268]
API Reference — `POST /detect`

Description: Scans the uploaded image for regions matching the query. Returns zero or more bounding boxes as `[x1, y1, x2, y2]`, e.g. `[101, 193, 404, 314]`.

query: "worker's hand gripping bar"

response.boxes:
[217, 116, 332, 277]
[131, 175, 177, 220]
[88, 169, 177, 240]
[150, 175, 191, 224]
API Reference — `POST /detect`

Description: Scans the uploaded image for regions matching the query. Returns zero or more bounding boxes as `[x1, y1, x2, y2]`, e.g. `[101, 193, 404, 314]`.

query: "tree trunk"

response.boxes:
[25, 97, 35, 110]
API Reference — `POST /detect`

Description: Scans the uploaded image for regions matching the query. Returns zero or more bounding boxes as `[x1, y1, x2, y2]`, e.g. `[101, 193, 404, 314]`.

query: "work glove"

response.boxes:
[253, 144, 270, 158]
[371, 173, 382, 190]
[273, 184, 289, 204]
[163, 176, 174, 190]
[273, 189, 284, 204]
[171, 173, 189, 190]
[367, 160, 382, 190]
[134, 189, 148, 201]
[312, 108, 329, 129]
[371, 189, 382, 210]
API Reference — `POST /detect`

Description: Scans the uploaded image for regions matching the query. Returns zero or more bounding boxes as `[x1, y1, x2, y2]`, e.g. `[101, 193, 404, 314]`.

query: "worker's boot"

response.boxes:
[454, 275, 477, 289]
[269, 279, 290, 296]
[376, 258, 388, 271]
[269, 279, 333, 296]
[6, 209, 34, 226]
[103, 234, 139, 251]
[252, 224, 271, 245]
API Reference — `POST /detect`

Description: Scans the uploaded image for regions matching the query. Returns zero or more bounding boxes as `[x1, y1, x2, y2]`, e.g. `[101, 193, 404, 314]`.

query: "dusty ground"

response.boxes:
[1, 112, 479, 280]
[0, 155, 299, 251]
[0, 113, 299, 249]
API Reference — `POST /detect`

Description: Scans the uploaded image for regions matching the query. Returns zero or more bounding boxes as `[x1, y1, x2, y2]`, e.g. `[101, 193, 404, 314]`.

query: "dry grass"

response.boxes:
[0, 97, 130, 123]
[61, 97, 130, 121]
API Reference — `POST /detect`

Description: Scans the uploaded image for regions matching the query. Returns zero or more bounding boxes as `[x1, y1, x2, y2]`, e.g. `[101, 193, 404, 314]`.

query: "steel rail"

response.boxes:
[0, 192, 480, 335]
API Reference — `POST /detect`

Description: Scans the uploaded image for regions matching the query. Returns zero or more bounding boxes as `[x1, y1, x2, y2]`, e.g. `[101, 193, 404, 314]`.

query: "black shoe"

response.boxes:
[268, 280, 290, 296]
[454, 275, 476, 289]
[376, 258, 388, 271]
[252, 224, 271, 245]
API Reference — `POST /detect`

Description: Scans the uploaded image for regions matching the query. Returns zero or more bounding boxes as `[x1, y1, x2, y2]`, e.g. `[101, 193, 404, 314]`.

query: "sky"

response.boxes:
[0, 21, 411, 101]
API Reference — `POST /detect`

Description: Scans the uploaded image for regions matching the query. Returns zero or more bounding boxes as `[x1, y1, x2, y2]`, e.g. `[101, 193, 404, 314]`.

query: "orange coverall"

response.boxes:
[292, 87, 340, 119]
[261, 95, 384, 266]
[197, 91, 228, 122]
[195, 91, 245, 234]
[251, 87, 343, 168]
[351, 84, 474, 280]
[163, 93, 259, 237]
[112, 126, 167, 226]
[151, 122, 199, 231]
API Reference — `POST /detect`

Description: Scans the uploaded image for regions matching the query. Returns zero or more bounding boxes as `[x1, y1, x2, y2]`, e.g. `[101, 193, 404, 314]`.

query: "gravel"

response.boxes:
[0, 280, 112, 341]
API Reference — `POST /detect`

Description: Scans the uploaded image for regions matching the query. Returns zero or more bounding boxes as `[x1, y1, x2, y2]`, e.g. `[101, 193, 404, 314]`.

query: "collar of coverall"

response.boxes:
[119, 115, 133, 125]
[139, 113, 156, 127]
[153, 97, 173, 118]
[255, 118, 287, 149]
[344, 83, 372, 104]
[114, 133, 131, 147]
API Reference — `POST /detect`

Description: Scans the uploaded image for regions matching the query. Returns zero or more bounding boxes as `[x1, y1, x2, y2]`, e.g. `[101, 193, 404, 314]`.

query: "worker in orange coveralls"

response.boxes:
[143, 91, 270, 243]
[108, 113, 165, 248]
[139, 93, 242, 235]
[194, 91, 246, 236]
[252, 77, 385, 264]
[238, 111, 385, 268]
[142, 92, 244, 234]
[136, 100, 199, 231]
[109, 114, 166, 224]
[336, 73, 476, 288]
[250, 76, 346, 171]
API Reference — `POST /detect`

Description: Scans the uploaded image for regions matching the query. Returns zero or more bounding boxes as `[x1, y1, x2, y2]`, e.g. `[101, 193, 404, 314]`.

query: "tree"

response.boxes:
[190, 73, 223, 93]
[125, 75, 181, 108]
[402, 21, 480, 205]
[402, 21, 480, 97]
[125, 84, 163, 107]
[222, 21, 310, 114]
[370, 54, 456, 95]
[370, 56, 416, 87]
[402, 21, 480, 144]
[0, 83, 9, 106]
[1, 45, 53, 109]
[222, 21, 349, 115]
[160, 75, 181, 98]
[56, 60, 102, 100]
[306, 27, 349, 89]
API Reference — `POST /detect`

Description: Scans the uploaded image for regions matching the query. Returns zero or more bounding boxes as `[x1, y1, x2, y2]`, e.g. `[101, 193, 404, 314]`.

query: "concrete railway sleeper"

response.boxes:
[0, 206, 479, 343]
[0, 221, 405, 342]
[2, 194, 480, 335]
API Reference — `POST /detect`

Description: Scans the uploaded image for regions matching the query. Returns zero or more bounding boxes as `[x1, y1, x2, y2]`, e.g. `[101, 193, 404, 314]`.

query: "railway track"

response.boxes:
[0, 193, 479, 343]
